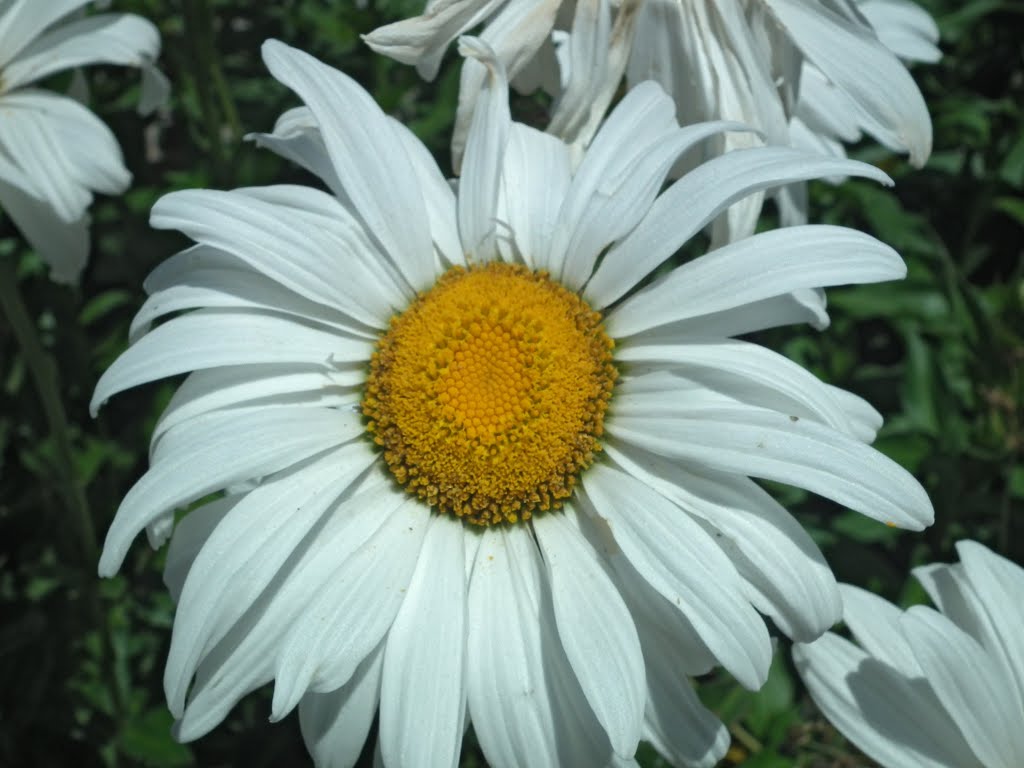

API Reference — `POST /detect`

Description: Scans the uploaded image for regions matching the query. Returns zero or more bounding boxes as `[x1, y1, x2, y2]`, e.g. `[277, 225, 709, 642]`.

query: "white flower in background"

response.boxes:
[367, 0, 938, 242]
[364, 0, 585, 168]
[93, 38, 933, 768]
[794, 541, 1024, 768]
[625, 0, 939, 241]
[0, 0, 168, 283]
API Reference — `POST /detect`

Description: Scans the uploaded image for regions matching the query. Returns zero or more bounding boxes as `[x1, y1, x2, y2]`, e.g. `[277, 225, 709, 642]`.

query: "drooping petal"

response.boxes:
[97, 407, 363, 576]
[581, 463, 772, 689]
[271, 498, 431, 719]
[0, 168, 89, 283]
[533, 509, 645, 756]
[764, 0, 932, 165]
[300, 642, 385, 768]
[379, 518, 467, 768]
[164, 444, 374, 716]
[606, 442, 840, 642]
[466, 527, 614, 768]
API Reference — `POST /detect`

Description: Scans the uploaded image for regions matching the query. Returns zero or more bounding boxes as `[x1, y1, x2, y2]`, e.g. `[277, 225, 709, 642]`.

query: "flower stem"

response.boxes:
[0, 256, 97, 565]
[182, 0, 237, 184]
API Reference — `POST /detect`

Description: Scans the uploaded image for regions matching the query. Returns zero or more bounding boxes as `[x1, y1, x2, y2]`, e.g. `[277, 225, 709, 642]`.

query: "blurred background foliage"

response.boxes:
[0, 0, 1021, 766]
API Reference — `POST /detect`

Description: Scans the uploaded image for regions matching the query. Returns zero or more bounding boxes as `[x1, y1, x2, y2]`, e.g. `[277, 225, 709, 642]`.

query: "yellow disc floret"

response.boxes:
[363, 262, 616, 526]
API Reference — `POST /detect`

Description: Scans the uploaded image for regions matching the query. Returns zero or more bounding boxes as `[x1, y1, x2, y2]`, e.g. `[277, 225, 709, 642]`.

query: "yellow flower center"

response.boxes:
[363, 262, 616, 526]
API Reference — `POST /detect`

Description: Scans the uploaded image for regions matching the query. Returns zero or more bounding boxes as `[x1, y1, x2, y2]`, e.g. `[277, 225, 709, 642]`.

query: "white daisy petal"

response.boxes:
[498, 123, 572, 270]
[247, 107, 349, 202]
[793, 632, 977, 768]
[955, 540, 1024, 707]
[387, 116, 464, 268]
[91, 310, 372, 415]
[629, 291, 830, 343]
[838, 584, 922, 676]
[609, 405, 933, 529]
[451, 0, 561, 168]
[164, 444, 374, 716]
[533, 509, 645, 756]
[858, 0, 941, 63]
[380, 518, 467, 768]
[0, 90, 130, 197]
[456, 36, 511, 262]
[0, 0, 93, 67]
[912, 560, 1024, 705]
[1, 14, 161, 90]
[300, 642, 385, 768]
[261, 39, 436, 290]
[587, 147, 892, 308]
[0, 93, 94, 220]
[466, 527, 558, 768]
[902, 605, 1024, 768]
[150, 188, 406, 325]
[176, 476, 402, 741]
[467, 527, 613, 768]
[362, 0, 504, 81]
[130, 264, 378, 345]
[271, 498, 431, 720]
[643, 669, 729, 768]
[609, 549, 720, 678]
[615, 339, 864, 438]
[0, 170, 88, 283]
[558, 116, 749, 291]
[606, 442, 840, 641]
[152, 366, 360, 446]
[163, 496, 239, 603]
[582, 463, 771, 689]
[607, 225, 905, 339]
[764, 0, 932, 165]
[98, 407, 362, 576]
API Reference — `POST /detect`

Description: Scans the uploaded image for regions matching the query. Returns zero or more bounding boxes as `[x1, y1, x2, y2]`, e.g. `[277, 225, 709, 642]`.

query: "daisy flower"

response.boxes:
[93, 38, 933, 767]
[622, 0, 938, 241]
[794, 541, 1024, 768]
[0, 0, 168, 283]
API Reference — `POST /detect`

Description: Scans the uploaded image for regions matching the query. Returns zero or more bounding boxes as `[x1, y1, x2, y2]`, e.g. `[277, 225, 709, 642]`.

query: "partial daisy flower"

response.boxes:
[779, 0, 941, 227]
[93, 38, 933, 767]
[623, 0, 939, 241]
[793, 541, 1024, 768]
[364, 0, 593, 167]
[0, 1, 168, 283]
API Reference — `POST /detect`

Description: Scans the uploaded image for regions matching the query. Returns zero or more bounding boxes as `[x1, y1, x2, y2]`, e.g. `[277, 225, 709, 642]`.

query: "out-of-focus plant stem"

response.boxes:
[183, 0, 240, 185]
[0, 257, 96, 564]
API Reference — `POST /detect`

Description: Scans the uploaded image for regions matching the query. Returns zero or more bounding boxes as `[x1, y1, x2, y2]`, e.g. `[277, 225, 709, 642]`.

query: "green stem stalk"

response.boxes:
[0, 257, 96, 564]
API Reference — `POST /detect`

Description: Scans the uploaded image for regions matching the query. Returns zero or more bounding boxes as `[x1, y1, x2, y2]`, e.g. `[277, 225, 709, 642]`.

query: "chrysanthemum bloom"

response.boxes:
[94, 38, 933, 767]
[794, 541, 1024, 768]
[0, 0, 167, 283]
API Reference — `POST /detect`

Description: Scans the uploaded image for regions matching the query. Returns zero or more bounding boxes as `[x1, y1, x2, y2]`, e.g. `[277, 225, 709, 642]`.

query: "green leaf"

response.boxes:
[993, 196, 1024, 226]
[118, 708, 192, 766]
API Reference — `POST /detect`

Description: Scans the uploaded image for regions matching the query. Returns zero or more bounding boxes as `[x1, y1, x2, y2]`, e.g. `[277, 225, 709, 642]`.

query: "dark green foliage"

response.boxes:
[0, 0, 1020, 765]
